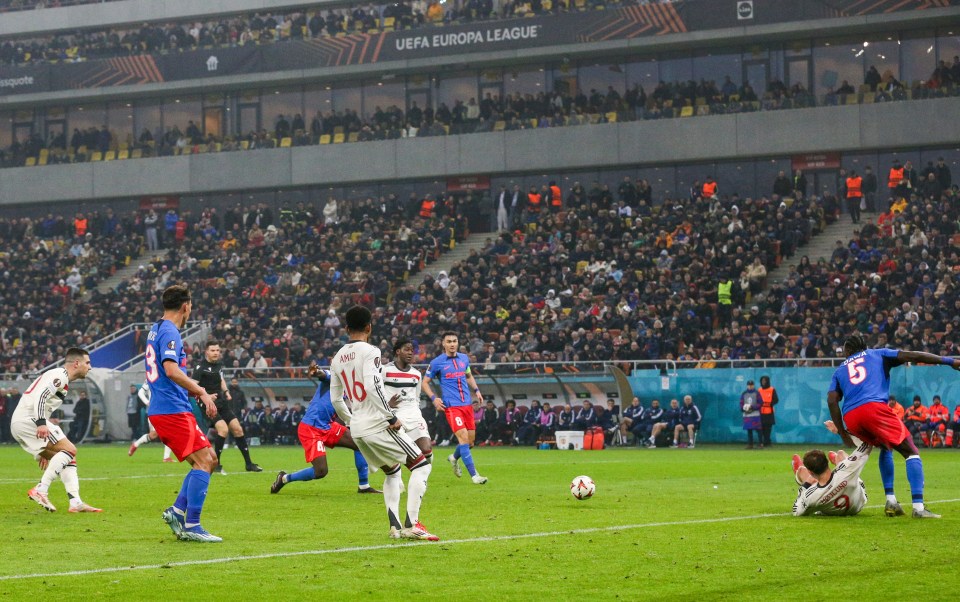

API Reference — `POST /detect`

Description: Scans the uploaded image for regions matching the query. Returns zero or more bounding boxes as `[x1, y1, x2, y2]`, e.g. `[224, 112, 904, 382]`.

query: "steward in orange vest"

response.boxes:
[527, 187, 542, 213]
[702, 178, 718, 199]
[549, 181, 562, 208]
[419, 197, 435, 218]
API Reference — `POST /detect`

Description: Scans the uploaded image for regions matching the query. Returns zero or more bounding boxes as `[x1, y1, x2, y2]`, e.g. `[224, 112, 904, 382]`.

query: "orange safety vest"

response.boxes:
[702, 181, 717, 197]
[74, 218, 88, 236]
[846, 176, 862, 198]
[528, 192, 542, 212]
[550, 185, 561, 207]
[419, 199, 435, 218]
[888, 167, 904, 189]
[929, 403, 949, 422]
[758, 387, 776, 415]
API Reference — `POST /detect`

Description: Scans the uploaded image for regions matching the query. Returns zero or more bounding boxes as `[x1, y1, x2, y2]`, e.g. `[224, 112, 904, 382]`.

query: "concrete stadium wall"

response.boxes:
[2, 97, 958, 205]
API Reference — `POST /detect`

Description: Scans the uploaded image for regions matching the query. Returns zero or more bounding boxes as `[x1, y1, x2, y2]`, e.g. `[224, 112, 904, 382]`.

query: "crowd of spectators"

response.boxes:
[5, 57, 959, 170]
[0, 0, 675, 66]
[0, 211, 145, 374]
[0, 190, 469, 376]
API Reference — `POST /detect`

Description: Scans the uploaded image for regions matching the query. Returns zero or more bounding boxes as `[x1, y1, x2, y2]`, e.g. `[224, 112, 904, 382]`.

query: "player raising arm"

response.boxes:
[147, 284, 222, 542]
[329, 306, 438, 541]
[827, 333, 960, 519]
[270, 361, 381, 495]
[791, 420, 871, 517]
[421, 331, 487, 484]
[13, 347, 101, 513]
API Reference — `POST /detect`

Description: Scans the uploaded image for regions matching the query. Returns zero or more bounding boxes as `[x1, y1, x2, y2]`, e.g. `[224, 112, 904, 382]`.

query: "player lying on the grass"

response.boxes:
[330, 306, 439, 541]
[193, 340, 262, 474]
[383, 339, 433, 460]
[271, 361, 381, 495]
[792, 420, 870, 517]
[127, 382, 173, 462]
[12, 347, 102, 513]
[827, 333, 957, 519]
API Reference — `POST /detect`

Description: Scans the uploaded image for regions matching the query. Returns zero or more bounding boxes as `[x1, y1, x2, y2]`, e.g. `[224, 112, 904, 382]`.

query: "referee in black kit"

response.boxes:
[193, 340, 262, 473]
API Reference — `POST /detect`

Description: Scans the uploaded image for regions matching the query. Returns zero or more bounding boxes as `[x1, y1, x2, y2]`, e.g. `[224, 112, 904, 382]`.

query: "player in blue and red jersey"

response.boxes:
[270, 362, 381, 495]
[146, 284, 222, 542]
[422, 331, 488, 484]
[827, 333, 959, 519]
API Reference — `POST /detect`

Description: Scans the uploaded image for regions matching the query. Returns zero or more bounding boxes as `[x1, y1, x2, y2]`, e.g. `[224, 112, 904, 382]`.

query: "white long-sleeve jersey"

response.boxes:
[792, 441, 872, 517]
[11, 368, 70, 425]
[329, 340, 395, 438]
[382, 361, 422, 416]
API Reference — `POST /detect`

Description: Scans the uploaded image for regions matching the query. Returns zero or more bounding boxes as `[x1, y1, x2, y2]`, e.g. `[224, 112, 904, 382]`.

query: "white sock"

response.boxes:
[886, 494, 898, 504]
[406, 463, 432, 526]
[162, 446, 172, 460]
[38, 451, 73, 494]
[913, 502, 925, 511]
[61, 463, 81, 506]
[134, 434, 151, 447]
[383, 469, 403, 529]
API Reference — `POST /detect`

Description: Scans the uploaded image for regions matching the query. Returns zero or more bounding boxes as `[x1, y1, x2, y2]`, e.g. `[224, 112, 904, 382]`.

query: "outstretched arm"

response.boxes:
[897, 350, 960, 371]
[827, 391, 855, 448]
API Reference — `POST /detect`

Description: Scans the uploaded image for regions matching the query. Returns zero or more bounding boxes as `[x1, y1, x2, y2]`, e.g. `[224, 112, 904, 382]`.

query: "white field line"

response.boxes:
[3, 498, 960, 582]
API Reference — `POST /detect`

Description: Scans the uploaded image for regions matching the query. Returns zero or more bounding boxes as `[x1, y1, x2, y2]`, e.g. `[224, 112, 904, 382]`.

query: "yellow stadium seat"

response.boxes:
[280, 137, 292, 148]
[117, 149, 129, 160]
[90, 151, 103, 161]
[333, 133, 345, 144]
[348, 132, 359, 143]
[680, 106, 694, 117]
[130, 148, 143, 159]
[25, 156, 36, 166]
[605, 112, 617, 123]
[493, 120, 506, 131]
[383, 16, 396, 30]
[38, 149, 49, 165]
[319, 134, 331, 145]
[104, 150, 116, 161]
[240, 140, 250, 150]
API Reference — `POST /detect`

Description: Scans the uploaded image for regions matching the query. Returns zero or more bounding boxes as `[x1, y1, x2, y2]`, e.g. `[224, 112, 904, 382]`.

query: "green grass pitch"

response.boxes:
[1, 443, 957, 600]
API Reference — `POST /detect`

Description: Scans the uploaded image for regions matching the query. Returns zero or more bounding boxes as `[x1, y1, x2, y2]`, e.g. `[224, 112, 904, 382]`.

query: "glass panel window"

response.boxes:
[362, 80, 404, 121]
[438, 72, 477, 109]
[813, 38, 863, 97]
[163, 96, 201, 137]
[69, 104, 106, 145]
[261, 88, 304, 136]
[625, 58, 659, 104]
[658, 52, 693, 86]
[134, 100, 162, 142]
[332, 84, 361, 115]
[106, 101, 134, 149]
[937, 28, 960, 70]
[900, 31, 936, 87]
[577, 62, 626, 99]
[503, 67, 545, 96]
[692, 51, 741, 90]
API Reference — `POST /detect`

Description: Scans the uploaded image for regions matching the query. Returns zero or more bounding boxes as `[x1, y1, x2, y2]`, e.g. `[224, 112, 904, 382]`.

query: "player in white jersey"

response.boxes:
[383, 339, 432, 460]
[329, 306, 438, 541]
[11, 347, 102, 513]
[791, 421, 870, 517]
[127, 382, 174, 462]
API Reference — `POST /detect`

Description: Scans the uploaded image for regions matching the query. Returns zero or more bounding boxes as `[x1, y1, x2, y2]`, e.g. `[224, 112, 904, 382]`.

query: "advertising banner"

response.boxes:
[0, 0, 953, 97]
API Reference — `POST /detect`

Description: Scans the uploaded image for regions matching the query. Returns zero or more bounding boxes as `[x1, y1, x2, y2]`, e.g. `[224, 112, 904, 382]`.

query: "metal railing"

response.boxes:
[40, 321, 158, 372]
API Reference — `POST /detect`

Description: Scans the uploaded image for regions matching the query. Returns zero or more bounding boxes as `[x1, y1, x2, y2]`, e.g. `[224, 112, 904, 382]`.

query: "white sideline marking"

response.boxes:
[3, 498, 960, 582]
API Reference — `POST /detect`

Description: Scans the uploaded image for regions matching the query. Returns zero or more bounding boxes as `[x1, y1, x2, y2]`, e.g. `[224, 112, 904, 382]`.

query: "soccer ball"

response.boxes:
[570, 475, 596, 500]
